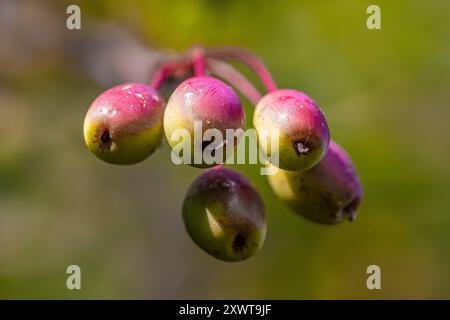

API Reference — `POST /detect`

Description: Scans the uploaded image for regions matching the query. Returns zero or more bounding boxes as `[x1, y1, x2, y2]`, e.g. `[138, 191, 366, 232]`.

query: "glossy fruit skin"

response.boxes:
[83, 83, 165, 165]
[183, 167, 266, 261]
[254, 89, 330, 171]
[164, 76, 245, 168]
[268, 141, 363, 225]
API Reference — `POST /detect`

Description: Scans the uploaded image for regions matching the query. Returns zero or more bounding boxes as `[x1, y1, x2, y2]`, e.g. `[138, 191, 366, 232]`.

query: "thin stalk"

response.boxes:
[150, 59, 190, 90]
[207, 58, 261, 105]
[192, 46, 206, 77]
[206, 46, 278, 92]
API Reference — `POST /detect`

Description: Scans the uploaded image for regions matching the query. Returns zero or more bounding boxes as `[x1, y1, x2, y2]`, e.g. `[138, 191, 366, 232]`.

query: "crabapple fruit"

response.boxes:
[254, 89, 330, 171]
[83, 83, 165, 165]
[164, 76, 245, 168]
[267, 141, 362, 225]
[183, 167, 266, 261]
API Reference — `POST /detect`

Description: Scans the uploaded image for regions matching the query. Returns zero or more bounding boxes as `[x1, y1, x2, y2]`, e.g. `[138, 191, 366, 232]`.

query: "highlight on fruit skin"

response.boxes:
[254, 89, 330, 172]
[163, 76, 246, 168]
[267, 141, 363, 225]
[83, 83, 165, 165]
[182, 167, 266, 261]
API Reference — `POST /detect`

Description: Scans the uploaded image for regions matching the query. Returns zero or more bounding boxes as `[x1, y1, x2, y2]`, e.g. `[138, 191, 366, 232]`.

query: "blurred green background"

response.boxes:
[1, 0, 449, 299]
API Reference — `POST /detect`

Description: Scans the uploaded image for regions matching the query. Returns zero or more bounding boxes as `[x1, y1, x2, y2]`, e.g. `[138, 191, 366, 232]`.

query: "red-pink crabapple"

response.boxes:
[254, 89, 330, 171]
[163, 76, 245, 168]
[83, 83, 165, 165]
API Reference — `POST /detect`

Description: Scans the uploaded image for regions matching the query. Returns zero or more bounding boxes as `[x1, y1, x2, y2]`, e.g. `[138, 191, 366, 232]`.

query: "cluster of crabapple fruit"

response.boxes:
[83, 46, 363, 262]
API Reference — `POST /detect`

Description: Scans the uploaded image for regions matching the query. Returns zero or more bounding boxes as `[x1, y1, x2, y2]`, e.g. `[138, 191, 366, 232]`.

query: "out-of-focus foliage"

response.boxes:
[0, 0, 449, 298]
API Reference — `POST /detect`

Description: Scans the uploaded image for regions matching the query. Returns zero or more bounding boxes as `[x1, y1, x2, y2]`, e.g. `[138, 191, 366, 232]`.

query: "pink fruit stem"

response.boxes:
[206, 46, 278, 92]
[150, 63, 171, 89]
[149, 49, 262, 105]
[206, 58, 261, 105]
[192, 45, 206, 77]
[150, 59, 190, 90]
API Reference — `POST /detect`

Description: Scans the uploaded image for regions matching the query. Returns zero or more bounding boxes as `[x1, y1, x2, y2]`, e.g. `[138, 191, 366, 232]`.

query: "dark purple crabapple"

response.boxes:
[254, 89, 330, 171]
[183, 167, 266, 261]
[163, 76, 245, 168]
[83, 83, 165, 165]
[267, 141, 363, 225]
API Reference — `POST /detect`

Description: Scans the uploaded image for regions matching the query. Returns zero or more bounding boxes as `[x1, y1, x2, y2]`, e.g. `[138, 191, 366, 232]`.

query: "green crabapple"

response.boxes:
[267, 141, 362, 225]
[183, 167, 266, 261]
